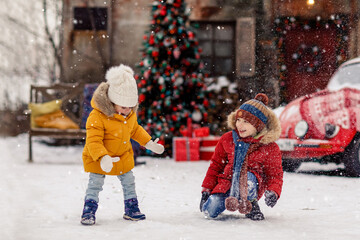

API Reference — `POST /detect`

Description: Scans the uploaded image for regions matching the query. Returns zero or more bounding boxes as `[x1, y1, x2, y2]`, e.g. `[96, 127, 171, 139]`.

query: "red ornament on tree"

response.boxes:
[160, 7, 166, 16]
[152, 50, 159, 57]
[203, 99, 209, 108]
[174, 0, 181, 8]
[149, 35, 155, 45]
[188, 31, 194, 40]
[139, 94, 146, 103]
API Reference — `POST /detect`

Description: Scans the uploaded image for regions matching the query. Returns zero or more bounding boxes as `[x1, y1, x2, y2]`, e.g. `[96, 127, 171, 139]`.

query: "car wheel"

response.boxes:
[343, 133, 360, 177]
[282, 159, 301, 172]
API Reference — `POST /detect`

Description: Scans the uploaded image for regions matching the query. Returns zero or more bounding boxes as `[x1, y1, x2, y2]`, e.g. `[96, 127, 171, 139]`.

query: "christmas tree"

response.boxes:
[136, 0, 208, 156]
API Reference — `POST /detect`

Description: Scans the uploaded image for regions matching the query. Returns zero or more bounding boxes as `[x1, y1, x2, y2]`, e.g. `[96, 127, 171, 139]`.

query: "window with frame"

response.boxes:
[193, 22, 235, 79]
[73, 7, 108, 31]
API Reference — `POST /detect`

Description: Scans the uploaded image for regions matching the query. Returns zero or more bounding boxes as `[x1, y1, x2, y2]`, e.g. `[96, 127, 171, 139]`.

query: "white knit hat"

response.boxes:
[106, 64, 138, 107]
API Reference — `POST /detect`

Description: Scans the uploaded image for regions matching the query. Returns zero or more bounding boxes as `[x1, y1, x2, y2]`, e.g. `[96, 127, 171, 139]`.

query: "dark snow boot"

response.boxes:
[245, 200, 265, 221]
[81, 199, 98, 225]
[123, 198, 146, 221]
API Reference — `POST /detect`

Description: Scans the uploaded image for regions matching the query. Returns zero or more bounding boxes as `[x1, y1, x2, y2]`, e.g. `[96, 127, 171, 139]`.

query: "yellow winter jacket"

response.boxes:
[82, 83, 152, 175]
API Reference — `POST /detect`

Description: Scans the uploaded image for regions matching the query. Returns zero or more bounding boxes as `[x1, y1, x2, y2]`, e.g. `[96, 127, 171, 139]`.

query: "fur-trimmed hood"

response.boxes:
[91, 82, 138, 117]
[227, 106, 281, 145]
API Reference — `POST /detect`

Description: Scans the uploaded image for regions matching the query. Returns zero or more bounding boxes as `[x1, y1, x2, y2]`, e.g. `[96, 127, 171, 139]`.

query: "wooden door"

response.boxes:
[284, 25, 338, 101]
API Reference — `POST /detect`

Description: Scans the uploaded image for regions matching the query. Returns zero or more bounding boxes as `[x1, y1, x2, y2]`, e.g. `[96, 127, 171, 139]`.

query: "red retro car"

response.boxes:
[276, 57, 360, 177]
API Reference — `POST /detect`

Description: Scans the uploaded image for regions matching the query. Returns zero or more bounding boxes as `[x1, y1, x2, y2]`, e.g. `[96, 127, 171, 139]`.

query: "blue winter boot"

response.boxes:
[123, 198, 146, 221]
[81, 199, 98, 225]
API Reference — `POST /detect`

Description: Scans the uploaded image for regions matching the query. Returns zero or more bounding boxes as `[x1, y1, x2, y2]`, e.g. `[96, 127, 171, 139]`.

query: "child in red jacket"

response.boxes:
[200, 93, 283, 220]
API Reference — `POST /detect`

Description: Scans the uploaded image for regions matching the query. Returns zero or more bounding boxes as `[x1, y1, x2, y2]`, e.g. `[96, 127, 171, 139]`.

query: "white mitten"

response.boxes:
[145, 138, 165, 154]
[100, 155, 120, 173]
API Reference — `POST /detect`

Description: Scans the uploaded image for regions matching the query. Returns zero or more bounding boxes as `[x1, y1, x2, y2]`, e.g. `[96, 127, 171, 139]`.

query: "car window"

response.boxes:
[327, 63, 360, 91]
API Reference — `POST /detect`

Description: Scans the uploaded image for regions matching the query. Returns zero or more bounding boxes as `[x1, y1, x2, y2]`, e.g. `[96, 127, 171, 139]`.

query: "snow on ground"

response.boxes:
[1, 134, 360, 240]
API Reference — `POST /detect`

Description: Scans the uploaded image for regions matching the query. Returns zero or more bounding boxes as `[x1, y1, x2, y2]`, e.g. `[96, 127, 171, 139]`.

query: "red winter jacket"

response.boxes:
[202, 130, 283, 200]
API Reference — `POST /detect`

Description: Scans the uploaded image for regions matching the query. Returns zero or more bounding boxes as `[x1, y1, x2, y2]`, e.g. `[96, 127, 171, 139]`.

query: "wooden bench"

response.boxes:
[28, 83, 87, 162]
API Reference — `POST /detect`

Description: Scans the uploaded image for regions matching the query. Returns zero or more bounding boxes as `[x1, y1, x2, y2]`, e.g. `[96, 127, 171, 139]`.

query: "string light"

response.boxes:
[307, 0, 315, 5]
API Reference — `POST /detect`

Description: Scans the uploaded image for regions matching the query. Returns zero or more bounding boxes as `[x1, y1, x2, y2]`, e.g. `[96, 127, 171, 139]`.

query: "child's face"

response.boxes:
[235, 117, 257, 138]
[114, 104, 132, 117]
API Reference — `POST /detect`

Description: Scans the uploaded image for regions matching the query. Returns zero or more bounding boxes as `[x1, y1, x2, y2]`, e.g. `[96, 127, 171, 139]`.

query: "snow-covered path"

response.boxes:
[1, 135, 359, 240]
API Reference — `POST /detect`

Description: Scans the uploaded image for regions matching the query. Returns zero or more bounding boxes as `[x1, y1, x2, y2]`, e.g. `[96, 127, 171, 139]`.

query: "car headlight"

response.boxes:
[294, 120, 308, 138]
[325, 123, 339, 138]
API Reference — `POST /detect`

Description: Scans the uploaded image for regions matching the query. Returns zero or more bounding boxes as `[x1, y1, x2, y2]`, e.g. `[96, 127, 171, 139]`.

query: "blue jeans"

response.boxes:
[202, 172, 258, 218]
[85, 171, 137, 203]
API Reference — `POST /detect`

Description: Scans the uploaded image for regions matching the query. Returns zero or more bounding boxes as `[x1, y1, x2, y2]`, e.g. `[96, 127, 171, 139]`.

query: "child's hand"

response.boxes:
[200, 191, 210, 212]
[145, 138, 165, 154]
[100, 155, 120, 173]
[265, 190, 278, 208]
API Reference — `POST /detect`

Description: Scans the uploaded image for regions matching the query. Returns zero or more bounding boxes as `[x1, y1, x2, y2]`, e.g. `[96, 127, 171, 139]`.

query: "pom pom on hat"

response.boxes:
[106, 64, 138, 107]
[106, 65, 134, 84]
[254, 93, 268, 106]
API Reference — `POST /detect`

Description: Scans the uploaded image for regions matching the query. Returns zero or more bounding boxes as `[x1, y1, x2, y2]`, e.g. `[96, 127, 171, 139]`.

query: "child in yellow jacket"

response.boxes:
[81, 64, 164, 225]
